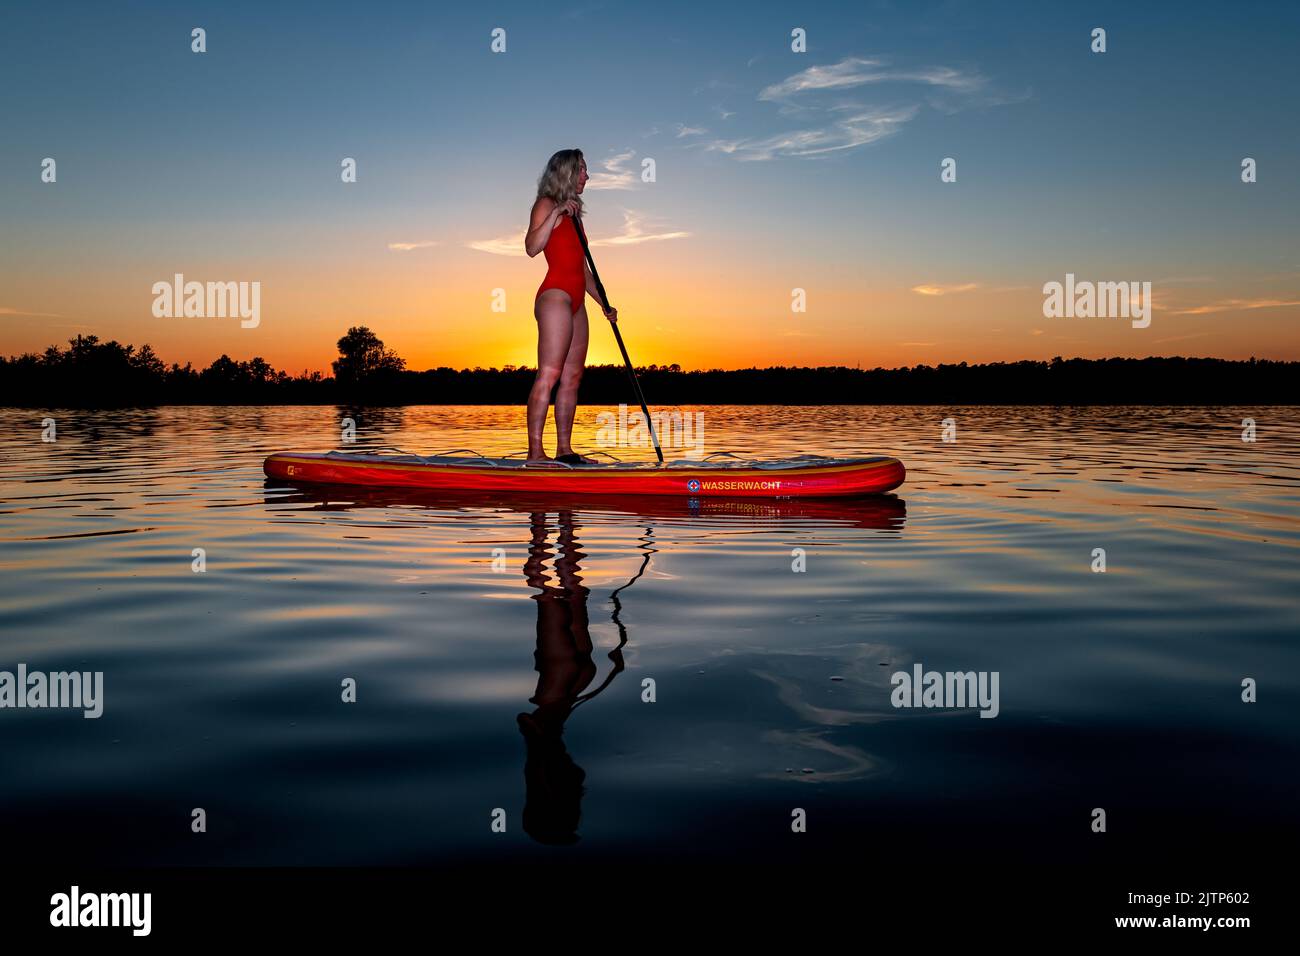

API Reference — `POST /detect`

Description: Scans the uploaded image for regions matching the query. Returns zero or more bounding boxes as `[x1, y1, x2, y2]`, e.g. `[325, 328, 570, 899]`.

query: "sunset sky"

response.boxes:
[2, 0, 1298, 374]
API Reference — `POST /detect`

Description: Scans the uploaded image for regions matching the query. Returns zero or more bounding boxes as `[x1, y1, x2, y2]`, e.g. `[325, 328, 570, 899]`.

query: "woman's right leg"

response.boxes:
[528, 291, 575, 460]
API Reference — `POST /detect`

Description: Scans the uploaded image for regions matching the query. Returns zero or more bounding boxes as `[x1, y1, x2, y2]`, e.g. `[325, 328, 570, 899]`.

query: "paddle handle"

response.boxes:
[572, 215, 664, 463]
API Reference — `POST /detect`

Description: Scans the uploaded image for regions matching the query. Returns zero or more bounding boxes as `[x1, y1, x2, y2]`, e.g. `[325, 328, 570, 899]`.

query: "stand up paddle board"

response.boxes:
[263, 449, 905, 498]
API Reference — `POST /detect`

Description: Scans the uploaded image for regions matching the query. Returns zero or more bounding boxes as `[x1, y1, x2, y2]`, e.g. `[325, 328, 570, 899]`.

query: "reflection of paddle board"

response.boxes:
[263, 450, 905, 498]
[263, 482, 906, 530]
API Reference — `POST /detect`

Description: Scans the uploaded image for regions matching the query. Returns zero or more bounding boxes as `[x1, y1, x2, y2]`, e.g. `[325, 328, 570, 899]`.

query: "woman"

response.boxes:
[524, 149, 617, 463]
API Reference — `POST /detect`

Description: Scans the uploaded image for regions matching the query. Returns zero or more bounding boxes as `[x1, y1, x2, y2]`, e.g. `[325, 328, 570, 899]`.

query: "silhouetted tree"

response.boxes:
[331, 326, 406, 388]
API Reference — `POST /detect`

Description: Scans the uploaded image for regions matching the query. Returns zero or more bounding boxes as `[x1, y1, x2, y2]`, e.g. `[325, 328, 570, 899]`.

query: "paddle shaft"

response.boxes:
[571, 215, 664, 463]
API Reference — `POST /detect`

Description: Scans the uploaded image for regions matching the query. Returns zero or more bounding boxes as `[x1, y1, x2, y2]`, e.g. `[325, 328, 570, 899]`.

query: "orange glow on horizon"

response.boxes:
[2, 242, 1298, 374]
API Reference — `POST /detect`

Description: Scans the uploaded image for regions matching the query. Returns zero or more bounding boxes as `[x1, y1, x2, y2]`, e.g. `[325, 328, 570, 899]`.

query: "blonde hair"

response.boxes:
[536, 149, 585, 217]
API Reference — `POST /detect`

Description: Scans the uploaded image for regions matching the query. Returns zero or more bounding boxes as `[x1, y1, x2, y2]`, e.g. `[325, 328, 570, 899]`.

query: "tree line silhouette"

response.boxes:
[1, 326, 1295, 406]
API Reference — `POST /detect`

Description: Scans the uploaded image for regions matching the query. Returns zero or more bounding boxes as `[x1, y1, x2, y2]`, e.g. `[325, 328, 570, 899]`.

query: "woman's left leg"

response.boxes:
[528, 291, 576, 460]
[553, 303, 590, 459]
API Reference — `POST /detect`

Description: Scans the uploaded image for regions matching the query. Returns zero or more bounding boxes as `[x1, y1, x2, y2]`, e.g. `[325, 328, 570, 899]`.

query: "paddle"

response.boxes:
[571, 215, 665, 463]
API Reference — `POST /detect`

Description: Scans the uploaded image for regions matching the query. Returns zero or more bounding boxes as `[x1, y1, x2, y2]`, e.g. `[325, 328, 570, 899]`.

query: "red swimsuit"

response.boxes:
[535, 214, 586, 316]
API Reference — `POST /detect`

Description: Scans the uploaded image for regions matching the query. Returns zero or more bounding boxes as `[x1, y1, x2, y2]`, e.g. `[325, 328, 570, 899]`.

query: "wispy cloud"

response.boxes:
[0, 306, 62, 317]
[468, 210, 688, 257]
[910, 282, 1025, 296]
[387, 240, 438, 252]
[467, 234, 526, 257]
[1171, 297, 1300, 315]
[675, 124, 707, 138]
[705, 106, 918, 160]
[700, 55, 1010, 162]
[586, 149, 639, 190]
[759, 57, 986, 103]
[590, 209, 690, 247]
[912, 282, 978, 296]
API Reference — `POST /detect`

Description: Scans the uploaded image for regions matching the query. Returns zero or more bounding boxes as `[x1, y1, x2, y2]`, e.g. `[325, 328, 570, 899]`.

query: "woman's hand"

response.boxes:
[554, 198, 580, 221]
[603, 305, 618, 324]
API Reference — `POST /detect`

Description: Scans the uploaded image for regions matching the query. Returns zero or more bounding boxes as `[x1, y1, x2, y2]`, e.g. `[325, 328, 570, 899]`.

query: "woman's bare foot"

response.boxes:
[555, 450, 598, 464]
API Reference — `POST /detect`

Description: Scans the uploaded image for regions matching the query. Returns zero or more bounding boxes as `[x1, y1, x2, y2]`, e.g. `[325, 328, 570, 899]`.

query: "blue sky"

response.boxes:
[2, 0, 1297, 370]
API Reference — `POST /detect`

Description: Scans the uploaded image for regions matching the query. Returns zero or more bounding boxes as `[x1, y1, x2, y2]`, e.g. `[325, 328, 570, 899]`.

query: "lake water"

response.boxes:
[0, 405, 1296, 875]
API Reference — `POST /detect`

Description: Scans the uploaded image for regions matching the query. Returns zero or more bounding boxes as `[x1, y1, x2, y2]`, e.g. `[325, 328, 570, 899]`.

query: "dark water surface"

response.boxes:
[1, 405, 1296, 868]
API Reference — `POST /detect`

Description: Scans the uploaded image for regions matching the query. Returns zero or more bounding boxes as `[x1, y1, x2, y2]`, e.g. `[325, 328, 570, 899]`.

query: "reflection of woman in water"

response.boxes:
[517, 511, 596, 845]
[516, 510, 646, 845]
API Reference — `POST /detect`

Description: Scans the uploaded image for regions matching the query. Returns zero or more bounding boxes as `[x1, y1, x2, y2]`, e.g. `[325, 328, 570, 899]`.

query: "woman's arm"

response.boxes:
[585, 261, 617, 322]
[525, 197, 564, 258]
